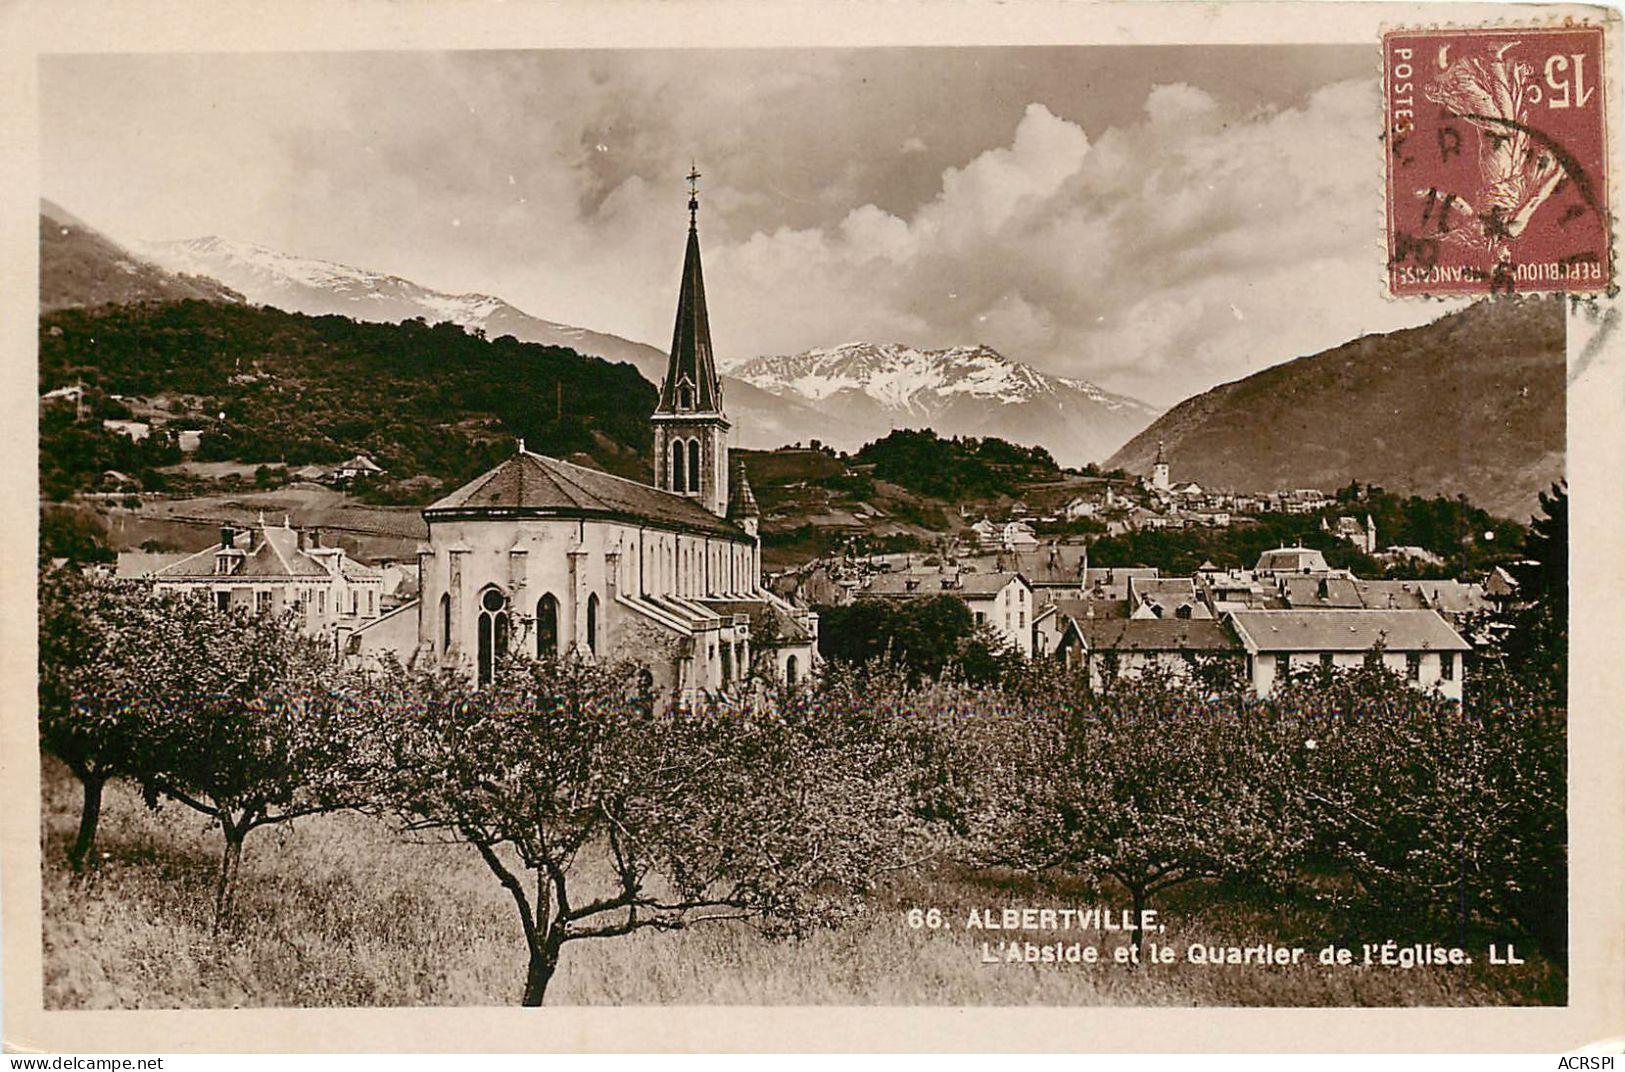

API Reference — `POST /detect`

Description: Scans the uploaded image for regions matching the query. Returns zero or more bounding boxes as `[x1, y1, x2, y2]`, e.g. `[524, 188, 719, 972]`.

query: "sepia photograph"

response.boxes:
[3, 0, 1622, 1054]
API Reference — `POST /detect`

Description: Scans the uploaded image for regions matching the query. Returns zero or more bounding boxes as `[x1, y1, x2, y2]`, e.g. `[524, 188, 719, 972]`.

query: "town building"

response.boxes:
[1055, 617, 1244, 692]
[1253, 546, 1337, 576]
[351, 179, 818, 695]
[331, 454, 386, 484]
[1127, 576, 1214, 620]
[860, 569, 1034, 657]
[1323, 514, 1378, 555]
[1227, 609, 1471, 700]
[119, 520, 384, 652]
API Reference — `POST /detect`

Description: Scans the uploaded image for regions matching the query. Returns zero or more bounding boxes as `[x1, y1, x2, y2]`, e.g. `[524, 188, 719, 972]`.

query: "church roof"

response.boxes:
[425, 449, 751, 541]
[654, 199, 724, 417]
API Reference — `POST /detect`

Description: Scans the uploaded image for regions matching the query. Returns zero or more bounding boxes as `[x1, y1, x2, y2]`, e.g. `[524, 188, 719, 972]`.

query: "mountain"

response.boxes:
[1104, 298, 1565, 521]
[726, 342, 1160, 465]
[135, 235, 844, 452]
[40, 200, 242, 312]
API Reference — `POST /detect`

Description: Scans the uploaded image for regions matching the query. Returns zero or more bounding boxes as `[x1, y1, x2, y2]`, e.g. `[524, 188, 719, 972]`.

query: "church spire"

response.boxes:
[656, 164, 723, 417]
[652, 166, 732, 517]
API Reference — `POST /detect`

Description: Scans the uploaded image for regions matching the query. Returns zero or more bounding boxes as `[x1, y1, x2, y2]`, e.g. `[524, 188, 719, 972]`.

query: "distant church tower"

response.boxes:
[652, 165, 731, 517]
[1151, 440, 1171, 493]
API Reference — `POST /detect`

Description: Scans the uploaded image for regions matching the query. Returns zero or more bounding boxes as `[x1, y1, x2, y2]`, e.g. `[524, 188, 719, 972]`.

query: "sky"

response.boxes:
[42, 46, 1456, 406]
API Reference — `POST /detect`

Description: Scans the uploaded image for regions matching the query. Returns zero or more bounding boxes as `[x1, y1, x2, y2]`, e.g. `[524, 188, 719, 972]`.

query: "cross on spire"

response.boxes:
[687, 162, 701, 230]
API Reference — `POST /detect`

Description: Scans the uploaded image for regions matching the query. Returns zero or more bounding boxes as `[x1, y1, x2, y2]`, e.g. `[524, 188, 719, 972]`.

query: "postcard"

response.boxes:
[2, 0, 1621, 1054]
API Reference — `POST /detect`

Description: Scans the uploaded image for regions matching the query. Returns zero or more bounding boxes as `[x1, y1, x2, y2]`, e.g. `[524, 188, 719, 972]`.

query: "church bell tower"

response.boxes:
[652, 165, 731, 517]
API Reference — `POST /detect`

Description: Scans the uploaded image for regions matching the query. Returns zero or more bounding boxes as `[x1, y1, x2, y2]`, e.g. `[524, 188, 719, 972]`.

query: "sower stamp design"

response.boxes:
[1385, 25, 1611, 296]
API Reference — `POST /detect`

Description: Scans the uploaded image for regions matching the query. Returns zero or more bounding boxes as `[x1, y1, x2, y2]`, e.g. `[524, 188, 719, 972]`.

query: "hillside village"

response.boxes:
[88, 413, 1529, 703]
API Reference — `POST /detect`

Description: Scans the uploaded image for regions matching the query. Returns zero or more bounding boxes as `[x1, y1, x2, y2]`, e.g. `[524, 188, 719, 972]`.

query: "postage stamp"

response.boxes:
[1385, 25, 1612, 297]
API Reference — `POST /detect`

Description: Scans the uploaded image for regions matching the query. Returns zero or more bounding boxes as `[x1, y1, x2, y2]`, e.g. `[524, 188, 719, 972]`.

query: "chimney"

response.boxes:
[310, 529, 322, 549]
[220, 526, 234, 548]
[297, 528, 307, 552]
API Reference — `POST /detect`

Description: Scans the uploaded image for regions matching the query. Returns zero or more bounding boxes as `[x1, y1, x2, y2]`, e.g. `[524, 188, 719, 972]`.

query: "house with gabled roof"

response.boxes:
[1055, 616, 1244, 692]
[861, 569, 1034, 657]
[1227, 609, 1471, 700]
[120, 519, 383, 652]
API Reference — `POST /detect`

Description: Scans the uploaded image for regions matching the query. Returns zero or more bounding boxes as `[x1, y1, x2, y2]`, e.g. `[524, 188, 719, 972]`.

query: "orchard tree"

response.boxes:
[132, 602, 385, 923]
[1285, 663, 1567, 961]
[384, 655, 924, 1006]
[38, 568, 155, 869]
[978, 675, 1312, 955]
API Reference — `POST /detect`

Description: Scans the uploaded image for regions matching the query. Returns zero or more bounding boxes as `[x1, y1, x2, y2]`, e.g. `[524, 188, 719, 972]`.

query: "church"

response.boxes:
[355, 178, 818, 695]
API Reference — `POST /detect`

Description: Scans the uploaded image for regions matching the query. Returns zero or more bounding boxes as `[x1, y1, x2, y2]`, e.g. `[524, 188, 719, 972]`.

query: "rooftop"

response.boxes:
[426, 449, 750, 541]
[1071, 618, 1241, 653]
[1228, 609, 1471, 653]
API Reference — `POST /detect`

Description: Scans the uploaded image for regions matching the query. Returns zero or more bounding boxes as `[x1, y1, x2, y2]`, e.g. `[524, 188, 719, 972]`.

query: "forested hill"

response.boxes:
[39, 301, 658, 499]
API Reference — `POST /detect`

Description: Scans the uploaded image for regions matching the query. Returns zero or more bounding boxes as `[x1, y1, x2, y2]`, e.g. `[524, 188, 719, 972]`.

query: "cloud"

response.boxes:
[698, 78, 1447, 405]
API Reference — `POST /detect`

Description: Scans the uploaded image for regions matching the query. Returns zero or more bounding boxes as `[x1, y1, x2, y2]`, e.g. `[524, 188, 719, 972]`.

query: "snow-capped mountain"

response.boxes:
[134, 235, 850, 451]
[136, 235, 668, 377]
[728, 343, 1159, 465]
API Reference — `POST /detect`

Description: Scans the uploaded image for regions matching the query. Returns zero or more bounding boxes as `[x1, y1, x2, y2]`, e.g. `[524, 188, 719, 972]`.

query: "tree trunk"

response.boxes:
[1129, 883, 1148, 963]
[521, 938, 561, 1006]
[68, 772, 106, 872]
[213, 825, 246, 931]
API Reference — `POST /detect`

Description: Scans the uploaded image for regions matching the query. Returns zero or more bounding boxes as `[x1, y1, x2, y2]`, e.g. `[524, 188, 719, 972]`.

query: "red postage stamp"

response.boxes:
[1385, 25, 1611, 296]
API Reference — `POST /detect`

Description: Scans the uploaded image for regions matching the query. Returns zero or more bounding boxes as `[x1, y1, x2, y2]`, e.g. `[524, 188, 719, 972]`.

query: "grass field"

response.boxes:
[39, 756, 1565, 1008]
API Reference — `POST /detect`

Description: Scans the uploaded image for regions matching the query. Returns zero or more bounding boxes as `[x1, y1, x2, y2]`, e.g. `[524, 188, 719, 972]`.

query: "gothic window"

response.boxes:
[536, 593, 559, 658]
[440, 593, 451, 651]
[679, 380, 694, 410]
[586, 593, 599, 655]
[671, 440, 686, 494]
[688, 439, 701, 494]
[477, 587, 509, 687]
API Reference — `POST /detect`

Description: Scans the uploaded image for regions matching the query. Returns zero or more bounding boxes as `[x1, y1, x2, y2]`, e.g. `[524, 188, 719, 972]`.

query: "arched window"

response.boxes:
[586, 593, 599, 655]
[536, 593, 559, 658]
[439, 593, 451, 651]
[785, 654, 799, 686]
[671, 440, 685, 494]
[477, 587, 508, 687]
[679, 381, 693, 410]
[688, 439, 701, 495]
